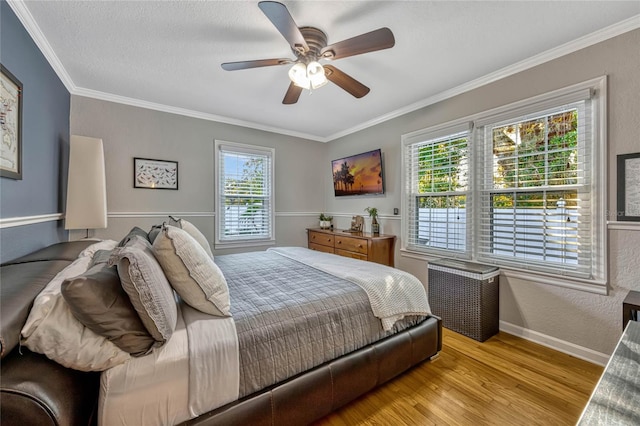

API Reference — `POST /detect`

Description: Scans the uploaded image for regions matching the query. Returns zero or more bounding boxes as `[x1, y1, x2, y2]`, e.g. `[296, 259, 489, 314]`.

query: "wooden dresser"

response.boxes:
[307, 228, 396, 267]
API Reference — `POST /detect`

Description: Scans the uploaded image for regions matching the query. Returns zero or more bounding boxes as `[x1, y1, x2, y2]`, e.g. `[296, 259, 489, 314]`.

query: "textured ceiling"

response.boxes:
[13, 1, 640, 141]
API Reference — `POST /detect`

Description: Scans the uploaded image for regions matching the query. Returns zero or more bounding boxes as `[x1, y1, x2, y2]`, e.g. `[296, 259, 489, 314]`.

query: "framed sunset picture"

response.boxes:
[332, 149, 384, 197]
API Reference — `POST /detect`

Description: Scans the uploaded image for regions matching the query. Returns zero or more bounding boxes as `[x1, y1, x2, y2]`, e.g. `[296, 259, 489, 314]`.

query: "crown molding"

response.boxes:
[324, 14, 640, 142]
[8, 0, 639, 143]
[73, 88, 327, 143]
[6, 0, 77, 93]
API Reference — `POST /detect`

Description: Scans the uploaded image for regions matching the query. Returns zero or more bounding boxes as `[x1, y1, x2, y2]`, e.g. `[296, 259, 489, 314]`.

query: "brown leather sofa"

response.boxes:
[0, 241, 442, 426]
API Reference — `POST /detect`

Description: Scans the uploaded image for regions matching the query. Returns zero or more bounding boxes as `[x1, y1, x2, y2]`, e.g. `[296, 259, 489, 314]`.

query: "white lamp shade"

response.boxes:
[65, 135, 108, 230]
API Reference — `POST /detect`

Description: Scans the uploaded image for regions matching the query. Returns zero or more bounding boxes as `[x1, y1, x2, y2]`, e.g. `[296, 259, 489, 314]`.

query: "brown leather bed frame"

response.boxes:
[0, 241, 442, 426]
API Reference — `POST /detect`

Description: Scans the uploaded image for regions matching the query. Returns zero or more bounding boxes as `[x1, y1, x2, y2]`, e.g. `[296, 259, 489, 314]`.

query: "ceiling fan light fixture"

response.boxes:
[288, 61, 327, 90]
[307, 61, 328, 89]
[288, 62, 310, 89]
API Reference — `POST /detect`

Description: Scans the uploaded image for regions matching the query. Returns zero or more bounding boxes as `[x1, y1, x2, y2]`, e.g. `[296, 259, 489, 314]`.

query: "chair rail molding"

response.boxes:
[0, 213, 63, 229]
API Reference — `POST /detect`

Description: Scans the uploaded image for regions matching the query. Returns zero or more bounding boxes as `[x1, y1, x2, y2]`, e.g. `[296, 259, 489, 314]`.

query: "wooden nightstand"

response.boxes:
[622, 290, 640, 330]
[307, 228, 396, 267]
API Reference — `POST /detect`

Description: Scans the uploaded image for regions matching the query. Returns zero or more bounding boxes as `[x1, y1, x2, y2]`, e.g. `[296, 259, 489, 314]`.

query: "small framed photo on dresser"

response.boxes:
[134, 157, 178, 190]
[617, 152, 640, 221]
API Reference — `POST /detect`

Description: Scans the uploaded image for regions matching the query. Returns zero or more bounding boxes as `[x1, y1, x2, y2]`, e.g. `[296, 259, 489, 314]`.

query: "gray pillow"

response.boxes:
[118, 226, 150, 247]
[153, 225, 230, 316]
[169, 216, 213, 258]
[61, 263, 155, 356]
[90, 249, 113, 267]
[148, 224, 163, 244]
[109, 236, 177, 346]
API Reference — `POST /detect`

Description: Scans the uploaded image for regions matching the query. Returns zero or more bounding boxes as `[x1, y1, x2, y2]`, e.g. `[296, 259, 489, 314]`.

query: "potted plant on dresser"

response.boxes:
[319, 213, 333, 229]
[365, 207, 379, 234]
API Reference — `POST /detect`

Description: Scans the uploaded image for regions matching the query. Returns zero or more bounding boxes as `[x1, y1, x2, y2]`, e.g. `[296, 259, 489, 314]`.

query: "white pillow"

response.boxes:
[21, 240, 131, 372]
[153, 225, 230, 316]
[169, 216, 213, 258]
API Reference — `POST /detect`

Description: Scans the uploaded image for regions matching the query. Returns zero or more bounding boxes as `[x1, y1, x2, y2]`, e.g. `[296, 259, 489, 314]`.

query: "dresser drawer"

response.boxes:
[308, 231, 334, 248]
[335, 249, 367, 261]
[334, 235, 368, 255]
[309, 242, 335, 254]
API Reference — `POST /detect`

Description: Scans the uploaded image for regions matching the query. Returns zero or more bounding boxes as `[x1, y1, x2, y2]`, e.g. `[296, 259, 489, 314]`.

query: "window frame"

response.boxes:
[401, 76, 607, 293]
[214, 140, 275, 249]
[401, 120, 473, 258]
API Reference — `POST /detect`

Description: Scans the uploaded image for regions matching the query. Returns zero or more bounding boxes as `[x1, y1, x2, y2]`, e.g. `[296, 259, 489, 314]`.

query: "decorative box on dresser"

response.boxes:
[307, 228, 396, 267]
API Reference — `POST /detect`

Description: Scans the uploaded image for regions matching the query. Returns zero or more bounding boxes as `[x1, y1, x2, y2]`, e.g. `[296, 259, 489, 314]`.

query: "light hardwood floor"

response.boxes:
[315, 328, 604, 426]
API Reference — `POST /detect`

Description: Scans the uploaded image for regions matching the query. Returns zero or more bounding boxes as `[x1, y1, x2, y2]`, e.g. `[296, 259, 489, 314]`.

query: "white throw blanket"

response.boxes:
[268, 247, 431, 330]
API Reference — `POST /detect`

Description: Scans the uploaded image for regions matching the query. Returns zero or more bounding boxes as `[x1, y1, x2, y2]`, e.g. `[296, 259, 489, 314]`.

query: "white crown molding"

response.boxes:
[324, 14, 640, 141]
[6, 0, 77, 93]
[9, 0, 639, 143]
[0, 213, 63, 229]
[72, 89, 327, 143]
[499, 321, 610, 366]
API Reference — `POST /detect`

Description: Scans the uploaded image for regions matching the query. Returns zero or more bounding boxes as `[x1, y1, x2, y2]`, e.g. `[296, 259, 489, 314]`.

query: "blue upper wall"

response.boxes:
[0, 1, 69, 261]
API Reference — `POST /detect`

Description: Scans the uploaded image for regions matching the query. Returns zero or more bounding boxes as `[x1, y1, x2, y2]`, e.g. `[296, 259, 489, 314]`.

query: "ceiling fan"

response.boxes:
[221, 1, 395, 105]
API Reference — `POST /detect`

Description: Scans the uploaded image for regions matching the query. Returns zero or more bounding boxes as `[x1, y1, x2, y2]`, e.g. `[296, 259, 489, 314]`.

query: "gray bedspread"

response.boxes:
[215, 250, 426, 397]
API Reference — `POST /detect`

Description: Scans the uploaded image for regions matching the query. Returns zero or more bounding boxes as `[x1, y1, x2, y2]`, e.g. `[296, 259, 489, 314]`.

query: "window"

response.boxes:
[402, 77, 606, 290]
[215, 141, 274, 248]
[477, 102, 589, 276]
[402, 122, 471, 256]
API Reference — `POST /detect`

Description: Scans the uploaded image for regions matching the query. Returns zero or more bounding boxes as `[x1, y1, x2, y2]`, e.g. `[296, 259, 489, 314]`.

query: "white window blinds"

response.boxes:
[403, 123, 471, 256]
[215, 141, 274, 245]
[401, 78, 606, 290]
[476, 99, 594, 279]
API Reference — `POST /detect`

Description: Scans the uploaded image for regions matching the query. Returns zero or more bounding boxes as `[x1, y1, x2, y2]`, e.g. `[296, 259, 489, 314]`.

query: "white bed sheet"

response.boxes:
[98, 303, 191, 426]
[98, 301, 240, 426]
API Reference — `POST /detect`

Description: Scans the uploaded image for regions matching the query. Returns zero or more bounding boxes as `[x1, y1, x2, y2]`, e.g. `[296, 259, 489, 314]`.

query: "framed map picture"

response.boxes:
[1, 64, 23, 180]
[617, 152, 640, 221]
[134, 157, 178, 190]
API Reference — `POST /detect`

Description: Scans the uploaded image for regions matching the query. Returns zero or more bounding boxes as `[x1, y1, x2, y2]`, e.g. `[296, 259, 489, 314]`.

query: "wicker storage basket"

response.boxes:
[428, 259, 499, 342]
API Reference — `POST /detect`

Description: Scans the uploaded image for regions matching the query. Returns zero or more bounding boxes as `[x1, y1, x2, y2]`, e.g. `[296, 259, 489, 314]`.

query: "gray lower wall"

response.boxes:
[325, 29, 640, 357]
[70, 96, 326, 250]
[0, 1, 70, 262]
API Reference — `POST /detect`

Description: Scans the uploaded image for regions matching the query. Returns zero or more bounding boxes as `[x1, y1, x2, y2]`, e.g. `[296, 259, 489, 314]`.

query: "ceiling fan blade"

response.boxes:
[283, 82, 303, 104]
[258, 1, 309, 53]
[221, 58, 292, 71]
[324, 65, 370, 98]
[321, 27, 395, 60]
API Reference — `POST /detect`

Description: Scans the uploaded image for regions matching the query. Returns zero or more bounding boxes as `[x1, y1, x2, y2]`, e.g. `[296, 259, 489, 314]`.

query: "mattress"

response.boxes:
[99, 248, 430, 425]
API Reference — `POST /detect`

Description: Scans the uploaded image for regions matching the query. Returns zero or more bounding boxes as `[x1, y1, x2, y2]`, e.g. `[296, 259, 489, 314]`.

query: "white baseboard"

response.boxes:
[499, 321, 609, 366]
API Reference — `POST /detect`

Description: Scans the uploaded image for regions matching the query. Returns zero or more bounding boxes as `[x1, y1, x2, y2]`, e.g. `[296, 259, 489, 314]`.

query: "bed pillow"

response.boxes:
[21, 240, 131, 371]
[118, 226, 150, 247]
[90, 249, 113, 266]
[153, 225, 230, 316]
[109, 236, 177, 346]
[61, 262, 155, 356]
[148, 224, 163, 244]
[168, 216, 213, 258]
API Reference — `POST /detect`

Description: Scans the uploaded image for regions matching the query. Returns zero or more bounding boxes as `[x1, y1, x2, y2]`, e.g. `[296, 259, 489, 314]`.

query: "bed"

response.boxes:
[0, 226, 441, 426]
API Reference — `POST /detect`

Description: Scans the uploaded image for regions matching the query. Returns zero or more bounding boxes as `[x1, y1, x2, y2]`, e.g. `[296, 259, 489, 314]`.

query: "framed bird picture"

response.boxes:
[134, 157, 178, 190]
